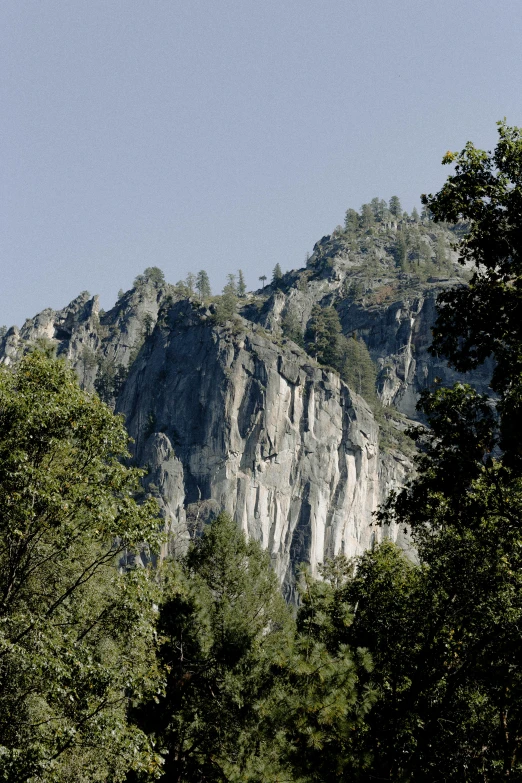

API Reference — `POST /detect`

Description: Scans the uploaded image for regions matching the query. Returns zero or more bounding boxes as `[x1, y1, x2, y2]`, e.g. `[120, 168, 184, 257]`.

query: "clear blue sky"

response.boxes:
[1, 0, 521, 327]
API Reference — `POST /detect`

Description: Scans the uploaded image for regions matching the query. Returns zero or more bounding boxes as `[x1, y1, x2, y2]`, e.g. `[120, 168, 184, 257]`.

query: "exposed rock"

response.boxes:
[117, 303, 411, 598]
[0, 223, 491, 592]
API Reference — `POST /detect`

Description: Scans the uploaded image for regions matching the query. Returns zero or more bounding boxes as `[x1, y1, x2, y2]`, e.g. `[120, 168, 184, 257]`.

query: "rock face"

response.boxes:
[0, 281, 172, 402]
[246, 231, 492, 419]
[117, 303, 411, 598]
[0, 223, 491, 592]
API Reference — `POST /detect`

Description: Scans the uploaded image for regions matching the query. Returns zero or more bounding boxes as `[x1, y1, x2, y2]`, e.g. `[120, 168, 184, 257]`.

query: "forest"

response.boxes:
[1, 122, 522, 782]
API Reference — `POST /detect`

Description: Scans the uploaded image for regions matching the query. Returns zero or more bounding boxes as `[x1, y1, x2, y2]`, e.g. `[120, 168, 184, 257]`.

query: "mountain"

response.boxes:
[0, 207, 492, 595]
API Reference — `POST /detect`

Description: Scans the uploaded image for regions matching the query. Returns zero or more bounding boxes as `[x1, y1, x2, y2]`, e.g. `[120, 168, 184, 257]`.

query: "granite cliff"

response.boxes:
[0, 214, 491, 591]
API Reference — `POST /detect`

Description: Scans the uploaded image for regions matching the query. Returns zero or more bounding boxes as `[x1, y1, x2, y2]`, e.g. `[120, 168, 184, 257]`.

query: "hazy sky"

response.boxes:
[1, 0, 521, 327]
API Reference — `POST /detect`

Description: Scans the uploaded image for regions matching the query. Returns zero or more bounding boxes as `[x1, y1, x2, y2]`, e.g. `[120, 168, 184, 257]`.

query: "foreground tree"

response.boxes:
[0, 352, 162, 782]
[347, 121, 522, 779]
[130, 513, 293, 782]
[422, 120, 522, 465]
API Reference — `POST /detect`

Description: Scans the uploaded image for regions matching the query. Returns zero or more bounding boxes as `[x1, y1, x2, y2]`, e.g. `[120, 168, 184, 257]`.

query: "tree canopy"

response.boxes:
[0, 352, 162, 782]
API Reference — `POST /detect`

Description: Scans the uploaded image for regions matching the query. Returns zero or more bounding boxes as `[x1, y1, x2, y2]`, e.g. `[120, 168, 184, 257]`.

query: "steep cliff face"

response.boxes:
[0, 219, 490, 589]
[117, 302, 411, 597]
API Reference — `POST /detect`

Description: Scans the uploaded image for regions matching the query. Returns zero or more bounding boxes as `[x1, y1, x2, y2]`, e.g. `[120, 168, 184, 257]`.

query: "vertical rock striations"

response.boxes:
[117, 303, 410, 596]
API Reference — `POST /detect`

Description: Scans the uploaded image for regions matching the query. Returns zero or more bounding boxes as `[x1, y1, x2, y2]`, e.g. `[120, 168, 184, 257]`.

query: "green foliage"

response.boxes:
[363, 382, 522, 779]
[360, 203, 374, 230]
[305, 305, 344, 370]
[237, 269, 247, 298]
[272, 263, 283, 287]
[304, 307, 379, 407]
[263, 568, 378, 781]
[131, 512, 293, 782]
[213, 275, 239, 324]
[196, 269, 212, 299]
[342, 336, 377, 404]
[348, 124, 522, 777]
[344, 208, 359, 234]
[94, 358, 127, 404]
[134, 267, 165, 288]
[0, 352, 162, 782]
[173, 279, 190, 298]
[389, 195, 402, 217]
[142, 312, 154, 338]
[423, 121, 522, 466]
[185, 272, 196, 295]
[281, 306, 304, 347]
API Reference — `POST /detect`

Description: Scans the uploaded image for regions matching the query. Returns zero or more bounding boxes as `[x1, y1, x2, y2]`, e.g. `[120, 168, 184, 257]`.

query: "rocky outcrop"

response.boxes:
[117, 303, 411, 598]
[246, 231, 492, 420]
[0, 280, 172, 400]
[0, 223, 490, 592]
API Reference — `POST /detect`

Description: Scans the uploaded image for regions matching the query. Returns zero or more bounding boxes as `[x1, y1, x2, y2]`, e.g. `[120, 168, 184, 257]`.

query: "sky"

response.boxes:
[1, 0, 521, 328]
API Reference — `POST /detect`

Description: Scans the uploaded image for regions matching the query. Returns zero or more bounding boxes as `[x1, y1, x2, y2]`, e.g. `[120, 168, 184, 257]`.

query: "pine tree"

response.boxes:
[435, 234, 449, 270]
[237, 269, 247, 297]
[344, 208, 359, 234]
[131, 513, 292, 782]
[272, 263, 283, 288]
[305, 306, 344, 371]
[185, 272, 196, 295]
[341, 335, 377, 403]
[196, 269, 212, 299]
[360, 203, 375, 230]
[281, 307, 303, 346]
[389, 195, 402, 218]
[213, 275, 238, 324]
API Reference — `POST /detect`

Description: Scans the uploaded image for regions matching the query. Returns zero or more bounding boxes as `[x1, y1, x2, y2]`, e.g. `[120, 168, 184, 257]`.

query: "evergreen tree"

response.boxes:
[394, 232, 408, 270]
[370, 196, 381, 220]
[411, 206, 420, 222]
[173, 279, 190, 297]
[341, 336, 377, 403]
[360, 203, 375, 230]
[258, 566, 378, 782]
[435, 234, 448, 269]
[281, 306, 303, 346]
[143, 312, 155, 337]
[134, 267, 165, 287]
[305, 305, 344, 371]
[185, 272, 196, 295]
[344, 208, 359, 234]
[272, 263, 283, 286]
[213, 275, 238, 324]
[259, 275, 267, 289]
[131, 513, 293, 782]
[389, 195, 402, 217]
[237, 269, 247, 297]
[196, 269, 212, 299]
